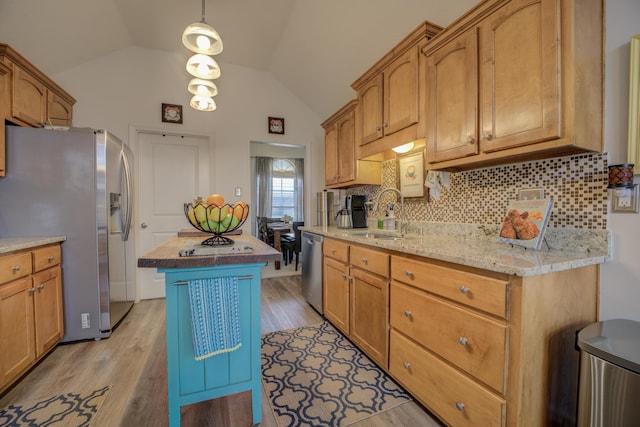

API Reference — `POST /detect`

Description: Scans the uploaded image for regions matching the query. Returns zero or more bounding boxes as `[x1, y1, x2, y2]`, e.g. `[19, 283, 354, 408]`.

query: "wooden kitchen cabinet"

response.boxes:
[389, 254, 597, 426]
[0, 61, 9, 177]
[352, 21, 441, 159]
[323, 238, 390, 368]
[0, 243, 63, 394]
[322, 100, 381, 188]
[0, 44, 76, 128]
[422, 0, 603, 170]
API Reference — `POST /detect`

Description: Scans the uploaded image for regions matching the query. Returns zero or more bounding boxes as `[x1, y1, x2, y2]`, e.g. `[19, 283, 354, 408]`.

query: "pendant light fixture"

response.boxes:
[186, 54, 221, 79]
[182, 0, 223, 55]
[190, 95, 217, 112]
[188, 79, 218, 98]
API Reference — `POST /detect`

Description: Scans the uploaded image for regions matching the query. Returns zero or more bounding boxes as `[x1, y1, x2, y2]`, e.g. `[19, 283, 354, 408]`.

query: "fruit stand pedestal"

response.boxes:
[138, 233, 281, 427]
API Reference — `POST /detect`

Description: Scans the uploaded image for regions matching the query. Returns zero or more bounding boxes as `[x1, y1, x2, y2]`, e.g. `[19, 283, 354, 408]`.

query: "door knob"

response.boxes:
[141, 223, 148, 228]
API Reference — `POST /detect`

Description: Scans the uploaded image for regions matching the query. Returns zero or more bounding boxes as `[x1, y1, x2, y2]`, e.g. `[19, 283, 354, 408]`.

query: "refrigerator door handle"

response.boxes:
[121, 149, 133, 241]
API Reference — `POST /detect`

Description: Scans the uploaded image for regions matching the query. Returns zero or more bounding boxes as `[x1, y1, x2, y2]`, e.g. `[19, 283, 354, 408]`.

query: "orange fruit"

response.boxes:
[233, 201, 248, 220]
[206, 193, 225, 206]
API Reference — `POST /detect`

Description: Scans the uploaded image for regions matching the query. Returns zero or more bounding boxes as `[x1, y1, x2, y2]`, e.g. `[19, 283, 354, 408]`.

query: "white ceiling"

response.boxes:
[0, 0, 479, 119]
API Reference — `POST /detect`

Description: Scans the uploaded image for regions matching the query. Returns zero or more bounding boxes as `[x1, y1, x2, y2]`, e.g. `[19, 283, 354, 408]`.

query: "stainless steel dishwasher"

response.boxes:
[301, 232, 324, 314]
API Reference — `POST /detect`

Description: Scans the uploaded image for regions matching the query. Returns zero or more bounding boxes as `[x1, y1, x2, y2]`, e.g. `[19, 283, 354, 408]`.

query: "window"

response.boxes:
[272, 159, 295, 218]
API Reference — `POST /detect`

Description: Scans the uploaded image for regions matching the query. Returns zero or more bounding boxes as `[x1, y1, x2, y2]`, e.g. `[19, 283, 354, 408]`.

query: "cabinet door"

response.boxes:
[384, 46, 419, 137]
[337, 109, 356, 183]
[324, 123, 339, 186]
[358, 74, 384, 145]
[426, 28, 479, 163]
[11, 65, 46, 127]
[350, 268, 389, 368]
[480, 0, 560, 152]
[0, 277, 35, 388]
[32, 267, 63, 357]
[323, 257, 350, 335]
[47, 91, 73, 127]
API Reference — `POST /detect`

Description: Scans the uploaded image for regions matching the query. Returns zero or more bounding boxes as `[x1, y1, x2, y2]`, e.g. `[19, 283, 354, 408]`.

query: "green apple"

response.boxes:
[229, 215, 240, 229]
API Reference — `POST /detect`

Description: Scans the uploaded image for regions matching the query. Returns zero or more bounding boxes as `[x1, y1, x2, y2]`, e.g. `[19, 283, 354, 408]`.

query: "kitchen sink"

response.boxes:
[350, 231, 408, 240]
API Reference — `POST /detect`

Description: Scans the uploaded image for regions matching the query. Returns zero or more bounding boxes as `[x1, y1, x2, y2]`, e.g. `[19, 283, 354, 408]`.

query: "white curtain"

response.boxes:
[292, 158, 304, 222]
[255, 157, 273, 218]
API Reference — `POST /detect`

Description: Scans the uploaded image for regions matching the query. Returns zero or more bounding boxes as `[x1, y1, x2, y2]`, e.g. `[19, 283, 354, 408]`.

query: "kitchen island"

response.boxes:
[138, 233, 281, 427]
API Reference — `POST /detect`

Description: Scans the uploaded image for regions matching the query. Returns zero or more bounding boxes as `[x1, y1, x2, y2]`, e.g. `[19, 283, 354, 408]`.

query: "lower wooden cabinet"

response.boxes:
[0, 243, 63, 393]
[323, 238, 390, 368]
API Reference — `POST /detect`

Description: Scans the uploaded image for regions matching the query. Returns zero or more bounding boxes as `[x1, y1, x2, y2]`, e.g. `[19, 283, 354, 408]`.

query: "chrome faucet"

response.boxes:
[373, 187, 407, 235]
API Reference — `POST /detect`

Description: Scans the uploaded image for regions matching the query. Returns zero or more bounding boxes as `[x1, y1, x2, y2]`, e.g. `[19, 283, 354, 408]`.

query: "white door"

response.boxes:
[137, 132, 211, 299]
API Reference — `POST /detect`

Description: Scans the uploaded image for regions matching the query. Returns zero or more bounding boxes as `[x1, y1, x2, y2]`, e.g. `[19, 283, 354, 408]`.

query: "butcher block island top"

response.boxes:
[137, 232, 281, 268]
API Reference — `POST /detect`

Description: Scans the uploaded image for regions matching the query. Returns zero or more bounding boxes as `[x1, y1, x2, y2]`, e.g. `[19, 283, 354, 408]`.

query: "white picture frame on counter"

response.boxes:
[397, 149, 427, 200]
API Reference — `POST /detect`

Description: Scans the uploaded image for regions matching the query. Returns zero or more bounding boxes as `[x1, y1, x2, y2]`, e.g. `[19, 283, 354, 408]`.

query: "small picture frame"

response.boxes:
[268, 117, 285, 134]
[162, 103, 183, 124]
[397, 149, 427, 200]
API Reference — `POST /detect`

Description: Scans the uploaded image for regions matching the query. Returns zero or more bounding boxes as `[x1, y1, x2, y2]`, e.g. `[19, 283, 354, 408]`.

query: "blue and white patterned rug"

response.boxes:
[262, 322, 411, 426]
[0, 386, 110, 427]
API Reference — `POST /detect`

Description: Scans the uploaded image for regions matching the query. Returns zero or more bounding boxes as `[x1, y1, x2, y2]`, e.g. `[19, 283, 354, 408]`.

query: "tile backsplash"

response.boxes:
[346, 153, 608, 230]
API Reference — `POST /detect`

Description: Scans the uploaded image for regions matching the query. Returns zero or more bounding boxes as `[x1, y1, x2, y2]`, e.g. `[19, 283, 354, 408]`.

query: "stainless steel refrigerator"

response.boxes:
[0, 126, 135, 342]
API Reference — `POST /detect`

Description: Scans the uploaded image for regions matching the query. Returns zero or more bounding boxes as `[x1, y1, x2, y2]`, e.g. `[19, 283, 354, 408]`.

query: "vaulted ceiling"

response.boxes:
[0, 0, 479, 119]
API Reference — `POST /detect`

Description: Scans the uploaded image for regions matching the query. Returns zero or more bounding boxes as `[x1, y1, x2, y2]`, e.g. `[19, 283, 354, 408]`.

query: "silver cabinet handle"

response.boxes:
[375, 126, 381, 131]
[37, 284, 45, 291]
[405, 270, 412, 277]
[456, 401, 465, 412]
[12, 265, 21, 272]
[403, 362, 411, 369]
[458, 336, 468, 346]
[467, 136, 475, 144]
[404, 310, 412, 317]
[28, 287, 36, 294]
[331, 248, 336, 254]
[341, 273, 347, 279]
[383, 122, 388, 128]
[459, 285, 469, 294]
[48, 255, 55, 262]
[361, 257, 368, 264]
[141, 222, 148, 229]
[482, 133, 493, 141]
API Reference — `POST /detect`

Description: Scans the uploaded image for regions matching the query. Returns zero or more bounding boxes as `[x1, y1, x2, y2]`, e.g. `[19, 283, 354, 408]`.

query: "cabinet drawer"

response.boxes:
[390, 329, 506, 427]
[391, 255, 509, 318]
[391, 281, 507, 392]
[323, 238, 349, 263]
[32, 245, 61, 272]
[350, 245, 389, 277]
[0, 252, 32, 285]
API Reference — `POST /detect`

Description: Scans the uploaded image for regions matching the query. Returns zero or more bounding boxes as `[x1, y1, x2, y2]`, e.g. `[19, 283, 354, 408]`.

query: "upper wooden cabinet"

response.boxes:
[423, 0, 603, 170]
[322, 100, 381, 188]
[0, 61, 9, 177]
[0, 44, 76, 128]
[352, 21, 442, 159]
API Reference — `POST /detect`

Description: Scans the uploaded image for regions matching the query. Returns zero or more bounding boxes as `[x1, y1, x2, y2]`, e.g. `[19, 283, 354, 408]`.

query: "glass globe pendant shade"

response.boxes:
[188, 78, 218, 97]
[182, 21, 223, 55]
[190, 95, 217, 111]
[186, 54, 221, 79]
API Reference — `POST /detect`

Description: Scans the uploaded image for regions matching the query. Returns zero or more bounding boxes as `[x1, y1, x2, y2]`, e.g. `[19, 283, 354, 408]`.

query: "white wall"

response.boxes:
[601, 0, 640, 322]
[51, 45, 325, 230]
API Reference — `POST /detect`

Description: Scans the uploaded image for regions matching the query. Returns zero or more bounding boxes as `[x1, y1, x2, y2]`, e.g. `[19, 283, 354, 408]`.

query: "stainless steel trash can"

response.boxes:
[577, 319, 640, 426]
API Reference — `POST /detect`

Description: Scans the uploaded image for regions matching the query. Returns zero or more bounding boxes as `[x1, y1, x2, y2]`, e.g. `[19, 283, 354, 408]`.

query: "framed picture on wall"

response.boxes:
[397, 149, 428, 200]
[268, 117, 285, 134]
[162, 103, 183, 124]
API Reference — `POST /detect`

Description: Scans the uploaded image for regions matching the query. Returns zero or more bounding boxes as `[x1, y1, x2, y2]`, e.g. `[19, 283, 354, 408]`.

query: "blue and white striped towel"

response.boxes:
[187, 277, 242, 360]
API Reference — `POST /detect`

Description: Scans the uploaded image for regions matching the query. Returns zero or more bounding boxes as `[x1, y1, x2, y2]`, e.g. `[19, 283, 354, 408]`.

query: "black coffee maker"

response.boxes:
[345, 195, 368, 228]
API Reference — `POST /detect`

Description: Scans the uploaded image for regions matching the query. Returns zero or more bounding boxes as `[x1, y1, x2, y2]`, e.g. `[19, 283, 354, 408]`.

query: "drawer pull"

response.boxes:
[13, 265, 21, 272]
[405, 269, 412, 277]
[458, 336, 468, 346]
[456, 401, 465, 412]
[361, 257, 368, 264]
[48, 255, 55, 262]
[459, 285, 470, 294]
[404, 310, 412, 318]
[403, 362, 411, 369]
[331, 249, 336, 254]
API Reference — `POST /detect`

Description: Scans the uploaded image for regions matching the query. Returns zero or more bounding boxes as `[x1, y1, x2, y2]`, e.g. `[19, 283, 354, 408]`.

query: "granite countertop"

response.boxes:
[301, 224, 611, 277]
[138, 233, 281, 269]
[0, 236, 67, 254]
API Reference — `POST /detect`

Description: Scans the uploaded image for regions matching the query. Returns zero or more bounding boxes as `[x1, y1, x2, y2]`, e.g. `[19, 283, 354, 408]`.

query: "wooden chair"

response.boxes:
[256, 217, 273, 246]
[281, 222, 303, 270]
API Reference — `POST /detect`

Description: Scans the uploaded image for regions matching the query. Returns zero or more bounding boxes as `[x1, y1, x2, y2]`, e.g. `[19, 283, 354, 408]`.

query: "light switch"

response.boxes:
[235, 187, 242, 197]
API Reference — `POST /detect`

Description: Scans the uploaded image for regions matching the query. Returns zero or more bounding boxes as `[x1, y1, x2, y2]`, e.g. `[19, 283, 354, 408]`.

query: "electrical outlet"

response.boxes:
[611, 184, 639, 213]
[518, 188, 544, 200]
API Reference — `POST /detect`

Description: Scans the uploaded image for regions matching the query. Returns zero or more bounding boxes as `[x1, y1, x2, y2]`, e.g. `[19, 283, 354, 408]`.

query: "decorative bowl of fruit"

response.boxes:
[184, 194, 249, 246]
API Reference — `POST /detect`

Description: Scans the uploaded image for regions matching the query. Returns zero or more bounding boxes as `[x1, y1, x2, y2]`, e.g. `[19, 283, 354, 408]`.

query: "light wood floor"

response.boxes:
[0, 275, 442, 427]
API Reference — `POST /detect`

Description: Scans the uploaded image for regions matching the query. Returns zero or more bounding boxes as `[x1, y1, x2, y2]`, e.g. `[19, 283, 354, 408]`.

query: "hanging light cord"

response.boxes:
[201, 0, 207, 23]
